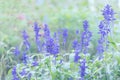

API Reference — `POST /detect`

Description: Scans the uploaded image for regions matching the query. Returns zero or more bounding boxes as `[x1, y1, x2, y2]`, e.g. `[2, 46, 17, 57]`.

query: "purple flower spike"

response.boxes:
[46, 38, 59, 55]
[97, 5, 115, 58]
[22, 52, 28, 65]
[13, 46, 20, 56]
[33, 22, 41, 52]
[43, 24, 50, 38]
[72, 39, 78, 49]
[74, 50, 80, 63]
[102, 4, 115, 21]
[81, 20, 92, 54]
[83, 20, 89, 31]
[80, 59, 87, 80]
[22, 30, 30, 51]
[12, 66, 20, 80]
[62, 28, 68, 46]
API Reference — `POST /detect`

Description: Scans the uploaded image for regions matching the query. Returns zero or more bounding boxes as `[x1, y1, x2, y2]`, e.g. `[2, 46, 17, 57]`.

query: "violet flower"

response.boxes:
[102, 4, 115, 21]
[12, 66, 20, 80]
[73, 30, 81, 63]
[72, 39, 78, 49]
[80, 59, 86, 80]
[97, 5, 115, 58]
[19, 68, 27, 76]
[46, 37, 59, 56]
[22, 30, 30, 51]
[74, 50, 80, 63]
[13, 46, 20, 56]
[43, 24, 50, 39]
[62, 28, 68, 46]
[81, 20, 92, 54]
[22, 52, 28, 65]
[33, 22, 41, 52]
[32, 60, 38, 66]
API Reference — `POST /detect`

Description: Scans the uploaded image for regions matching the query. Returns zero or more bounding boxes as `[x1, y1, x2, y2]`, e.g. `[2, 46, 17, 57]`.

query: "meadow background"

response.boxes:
[1, 0, 120, 47]
[1, 0, 120, 80]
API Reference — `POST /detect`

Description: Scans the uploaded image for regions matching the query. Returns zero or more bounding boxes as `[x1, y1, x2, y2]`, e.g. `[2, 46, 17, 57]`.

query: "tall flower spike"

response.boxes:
[73, 30, 81, 63]
[33, 22, 41, 52]
[81, 20, 92, 54]
[62, 28, 68, 46]
[97, 5, 115, 58]
[22, 30, 30, 51]
[43, 24, 50, 38]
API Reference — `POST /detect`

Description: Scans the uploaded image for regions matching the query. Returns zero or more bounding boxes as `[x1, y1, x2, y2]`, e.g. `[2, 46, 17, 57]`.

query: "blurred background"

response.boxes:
[0, 0, 120, 47]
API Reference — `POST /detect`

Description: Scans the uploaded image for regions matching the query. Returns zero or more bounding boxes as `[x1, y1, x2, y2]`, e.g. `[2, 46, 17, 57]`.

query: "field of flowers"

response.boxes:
[1, 0, 120, 80]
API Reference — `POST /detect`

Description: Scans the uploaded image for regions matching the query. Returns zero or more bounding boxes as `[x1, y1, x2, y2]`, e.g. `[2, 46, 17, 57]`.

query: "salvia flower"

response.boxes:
[74, 50, 80, 63]
[33, 22, 41, 52]
[80, 59, 86, 80]
[22, 30, 30, 51]
[43, 24, 50, 38]
[28, 73, 32, 80]
[54, 32, 59, 44]
[62, 28, 68, 46]
[81, 20, 92, 54]
[46, 37, 59, 56]
[76, 30, 80, 34]
[73, 41, 81, 63]
[97, 5, 115, 58]
[12, 66, 20, 80]
[72, 39, 78, 49]
[98, 20, 110, 37]
[34, 22, 41, 39]
[22, 52, 28, 65]
[32, 60, 38, 66]
[19, 68, 27, 76]
[102, 4, 115, 21]
[13, 46, 20, 56]
[73, 30, 81, 63]
[97, 21, 110, 58]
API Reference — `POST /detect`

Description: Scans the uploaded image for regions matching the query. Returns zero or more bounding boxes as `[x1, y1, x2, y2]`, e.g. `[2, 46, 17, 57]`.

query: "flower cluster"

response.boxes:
[11, 4, 116, 80]
[46, 37, 59, 56]
[97, 5, 115, 58]
[74, 21, 92, 63]
[43, 24, 60, 56]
